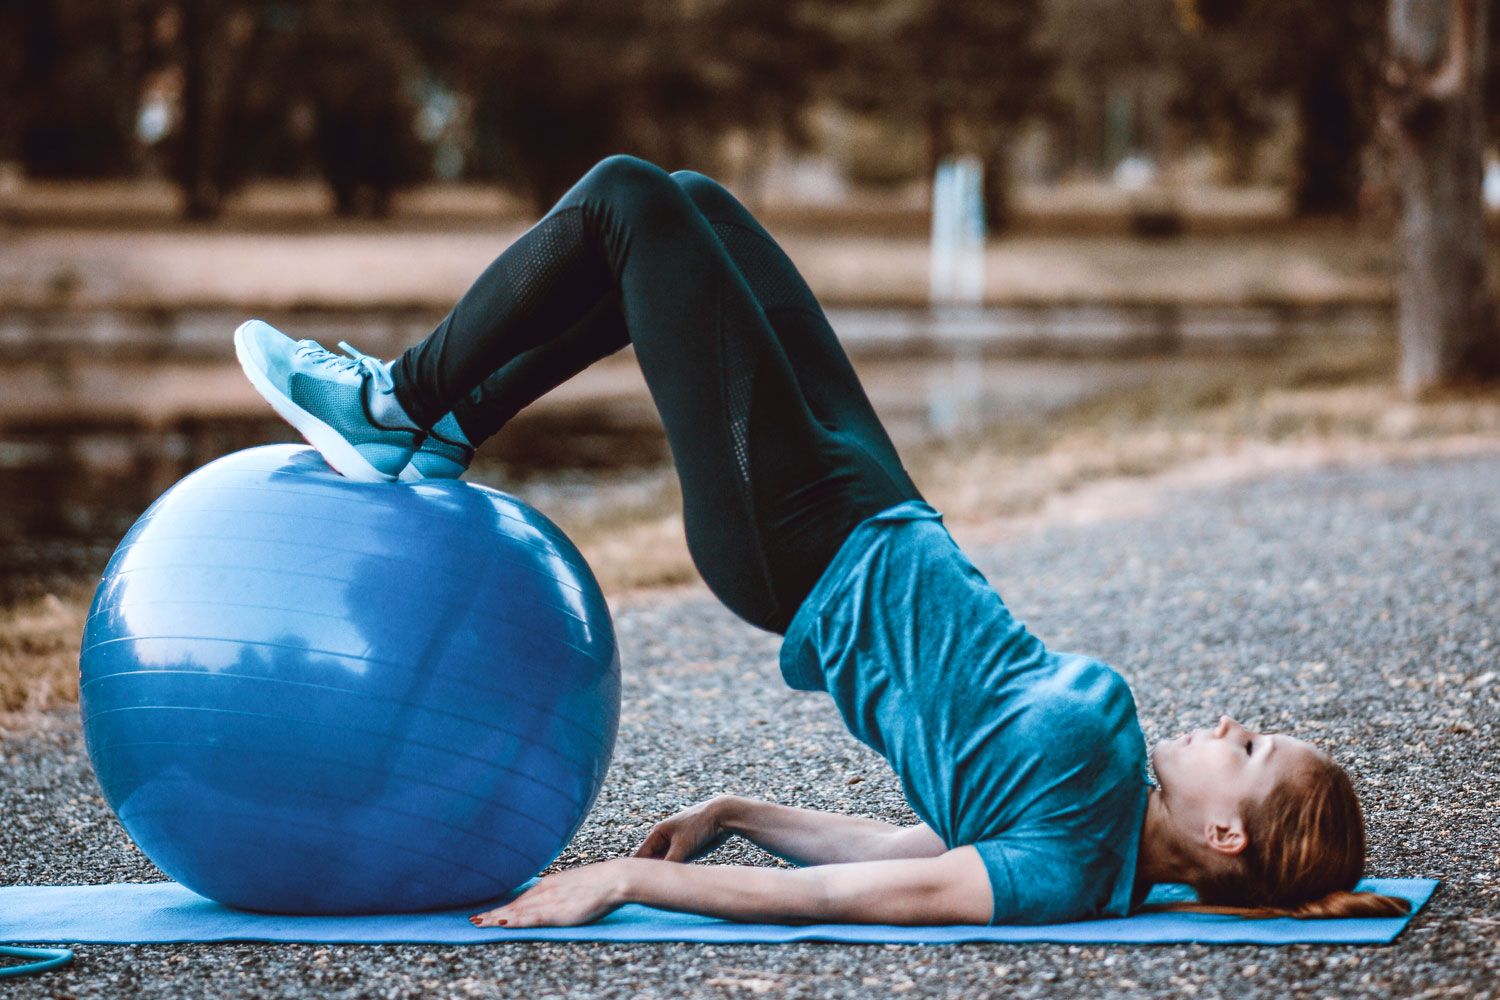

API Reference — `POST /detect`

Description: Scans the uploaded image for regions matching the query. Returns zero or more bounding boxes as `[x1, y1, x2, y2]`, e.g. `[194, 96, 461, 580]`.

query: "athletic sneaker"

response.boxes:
[335, 342, 475, 482]
[402, 410, 474, 481]
[233, 319, 423, 483]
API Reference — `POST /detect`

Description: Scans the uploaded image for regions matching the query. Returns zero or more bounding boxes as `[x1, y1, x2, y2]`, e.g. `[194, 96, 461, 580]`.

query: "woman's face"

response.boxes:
[1152, 715, 1324, 851]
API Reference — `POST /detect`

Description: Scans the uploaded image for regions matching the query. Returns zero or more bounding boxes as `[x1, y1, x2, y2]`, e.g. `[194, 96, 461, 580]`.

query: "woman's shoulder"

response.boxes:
[1003, 653, 1146, 787]
[1018, 653, 1139, 725]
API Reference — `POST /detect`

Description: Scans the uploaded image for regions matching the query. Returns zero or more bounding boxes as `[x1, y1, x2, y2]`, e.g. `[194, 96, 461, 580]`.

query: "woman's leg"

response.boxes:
[448, 171, 919, 505]
[667, 170, 920, 497]
[448, 291, 628, 446]
[392, 155, 917, 631]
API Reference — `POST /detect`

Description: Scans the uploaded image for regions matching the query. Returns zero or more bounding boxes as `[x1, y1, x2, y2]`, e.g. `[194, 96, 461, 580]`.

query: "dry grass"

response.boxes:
[921, 339, 1500, 535]
[557, 338, 1500, 593]
[3, 338, 1498, 725]
[0, 588, 89, 726]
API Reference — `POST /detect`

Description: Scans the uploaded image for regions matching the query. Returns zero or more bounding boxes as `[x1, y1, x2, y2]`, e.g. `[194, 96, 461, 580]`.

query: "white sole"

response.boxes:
[233, 321, 396, 484]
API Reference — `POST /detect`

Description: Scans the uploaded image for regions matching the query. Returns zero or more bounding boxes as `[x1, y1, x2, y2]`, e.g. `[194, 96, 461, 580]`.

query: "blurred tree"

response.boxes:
[166, 0, 327, 219]
[4, 0, 829, 216]
[814, 0, 1052, 229]
[0, 0, 310, 215]
[298, 1, 427, 217]
[0, 1, 426, 219]
[0, 3, 25, 163]
[1485, 0, 1500, 138]
[0, 0, 145, 177]
[1043, 0, 1186, 177]
[1384, 0, 1498, 389]
[1183, 0, 1385, 216]
[172, 0, 221, 217]
[167, 0, 425, 219]
[428, 0, 829, 209]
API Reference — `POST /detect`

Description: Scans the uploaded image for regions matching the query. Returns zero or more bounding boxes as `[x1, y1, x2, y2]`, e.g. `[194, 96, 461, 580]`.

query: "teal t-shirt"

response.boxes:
[779, 501, 1150, 926]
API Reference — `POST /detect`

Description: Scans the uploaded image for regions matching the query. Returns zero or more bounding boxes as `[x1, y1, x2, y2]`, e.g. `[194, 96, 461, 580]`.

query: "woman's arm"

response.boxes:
[635, 794, 948, 867]
[471, 848, 994, 928]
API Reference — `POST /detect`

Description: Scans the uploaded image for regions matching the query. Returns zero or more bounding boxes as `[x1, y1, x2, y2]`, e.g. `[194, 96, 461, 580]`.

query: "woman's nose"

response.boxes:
[1216, 715, 1237, 737]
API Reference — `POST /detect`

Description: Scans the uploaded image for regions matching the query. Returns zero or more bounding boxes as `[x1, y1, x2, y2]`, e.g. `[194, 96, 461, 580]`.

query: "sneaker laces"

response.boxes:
[288, 338, 394, 393]
[344, 341, 467, 451]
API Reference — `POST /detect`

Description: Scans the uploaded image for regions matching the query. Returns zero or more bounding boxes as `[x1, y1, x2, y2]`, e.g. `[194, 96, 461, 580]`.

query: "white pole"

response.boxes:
[929, 155, 986, 307]
[929, 159, 956, 304]
[954, 155, 986, 305]
[928, 155, 989, 434]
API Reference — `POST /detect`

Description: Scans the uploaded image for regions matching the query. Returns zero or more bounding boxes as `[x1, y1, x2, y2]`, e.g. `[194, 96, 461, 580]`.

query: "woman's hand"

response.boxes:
[632, 795, 737, 863]
[470, 859, 634, 928]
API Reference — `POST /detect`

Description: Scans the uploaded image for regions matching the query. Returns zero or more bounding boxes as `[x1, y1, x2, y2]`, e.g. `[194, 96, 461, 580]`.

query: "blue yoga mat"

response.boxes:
[0, 878, 1434, 947]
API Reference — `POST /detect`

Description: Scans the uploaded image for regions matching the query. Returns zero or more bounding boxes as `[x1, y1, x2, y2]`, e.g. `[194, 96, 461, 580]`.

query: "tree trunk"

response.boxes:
[176, 0, 222, 220]
[924, 102, 950, 192]
[981, 145, 1011, 234]
[1294, 56, 1364, 216]
[1387, 0, 1499, 390]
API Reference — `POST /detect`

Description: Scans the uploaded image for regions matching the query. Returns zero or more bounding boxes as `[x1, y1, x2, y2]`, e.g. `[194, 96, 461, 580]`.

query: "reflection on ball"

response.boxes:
[80, 445, 620, 915]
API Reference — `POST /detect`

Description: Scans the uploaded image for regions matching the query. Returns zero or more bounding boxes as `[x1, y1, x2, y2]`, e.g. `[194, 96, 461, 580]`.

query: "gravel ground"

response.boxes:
[2, 451, 1497, 999]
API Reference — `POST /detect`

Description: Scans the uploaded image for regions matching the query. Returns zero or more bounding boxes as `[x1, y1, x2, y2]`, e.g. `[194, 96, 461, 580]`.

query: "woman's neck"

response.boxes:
[1135, 788, 1195, 892]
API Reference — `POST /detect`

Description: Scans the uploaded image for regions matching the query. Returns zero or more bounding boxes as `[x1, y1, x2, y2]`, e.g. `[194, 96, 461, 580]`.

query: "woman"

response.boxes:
[233, 155, 1409, 928]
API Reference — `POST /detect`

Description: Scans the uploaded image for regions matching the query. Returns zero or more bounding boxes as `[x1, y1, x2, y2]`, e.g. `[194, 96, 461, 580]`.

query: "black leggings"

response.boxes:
[391, 155, 922, 633]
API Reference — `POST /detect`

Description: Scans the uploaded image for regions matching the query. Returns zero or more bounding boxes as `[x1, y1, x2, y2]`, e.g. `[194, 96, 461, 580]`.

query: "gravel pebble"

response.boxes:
[2, 452, 1497, 998]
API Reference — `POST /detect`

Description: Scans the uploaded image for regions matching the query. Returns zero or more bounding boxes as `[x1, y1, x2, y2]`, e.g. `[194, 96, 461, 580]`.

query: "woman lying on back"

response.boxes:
[231, 155, 1410, 928]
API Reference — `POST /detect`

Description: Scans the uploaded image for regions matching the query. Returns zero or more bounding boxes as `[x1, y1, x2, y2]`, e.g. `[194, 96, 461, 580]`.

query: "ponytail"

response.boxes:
[1148, 888, 1410, 920]
[1161, 753, 1411, 920]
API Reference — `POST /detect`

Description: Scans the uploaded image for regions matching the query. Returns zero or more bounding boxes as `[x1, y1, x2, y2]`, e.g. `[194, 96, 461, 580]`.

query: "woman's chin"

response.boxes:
[1149, 736, 1183, 774]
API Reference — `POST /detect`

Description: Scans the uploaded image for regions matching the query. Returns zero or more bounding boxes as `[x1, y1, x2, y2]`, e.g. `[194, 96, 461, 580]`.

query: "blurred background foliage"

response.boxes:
[0, 0, 1467, 222]
[0, 0, 1496, 613]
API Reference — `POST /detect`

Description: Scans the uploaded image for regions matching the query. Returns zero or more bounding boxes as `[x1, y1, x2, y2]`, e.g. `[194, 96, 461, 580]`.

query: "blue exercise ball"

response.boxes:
[79, 445, 620, 915]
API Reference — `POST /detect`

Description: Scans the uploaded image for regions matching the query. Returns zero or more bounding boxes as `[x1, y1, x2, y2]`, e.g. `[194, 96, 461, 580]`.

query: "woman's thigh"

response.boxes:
[670, 171, 919, 499]
[402, 155, 916, 632]
[557, 160, 917, 632]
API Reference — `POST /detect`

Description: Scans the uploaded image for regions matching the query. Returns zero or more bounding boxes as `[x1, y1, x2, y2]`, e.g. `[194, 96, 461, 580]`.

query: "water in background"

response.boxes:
[0, 410, 673, 608]
[0, 349, 1243, 607]
[0, 417, 294, 605]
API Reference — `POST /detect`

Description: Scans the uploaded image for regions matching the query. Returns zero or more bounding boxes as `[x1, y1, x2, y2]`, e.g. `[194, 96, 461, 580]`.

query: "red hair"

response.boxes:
[1170, 754, 1410, 919]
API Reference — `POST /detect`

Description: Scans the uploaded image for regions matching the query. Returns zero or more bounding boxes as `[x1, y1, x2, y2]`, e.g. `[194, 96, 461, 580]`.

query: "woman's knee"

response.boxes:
[578, 154, 679, 207]
[671, 169, 747, 222]
[580, 159, 747, 229]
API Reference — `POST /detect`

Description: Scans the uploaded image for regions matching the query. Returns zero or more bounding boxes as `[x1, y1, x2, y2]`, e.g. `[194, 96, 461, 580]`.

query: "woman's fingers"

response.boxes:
[471, 877, 546, 926]
[632, 826, 669, 858]
[468, 864, 622, 928]
[640, 827, 691, 863]
[471, 884, 545, 928]
[632, 802, 726, 863]
[469, 905, 508, 927]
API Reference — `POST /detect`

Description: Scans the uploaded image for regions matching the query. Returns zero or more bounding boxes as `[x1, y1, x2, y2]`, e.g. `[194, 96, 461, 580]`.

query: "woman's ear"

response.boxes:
[1204, 818, 1247, 857]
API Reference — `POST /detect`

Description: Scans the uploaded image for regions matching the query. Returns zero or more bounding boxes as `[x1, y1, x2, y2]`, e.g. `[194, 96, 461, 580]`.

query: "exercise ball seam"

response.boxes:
[168, 468, 578, 544]
[118, 805, 522, 900]
[80, 655, 621, 753]
[116, 775, 560, 870]
[83, 737, 578, 842]
[93, 550, 604, 631]
[136, 486, 582, 564]
[81, 620, 619, 684]
[85, 574, 607, 642]
[85, 703, 611, 796]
